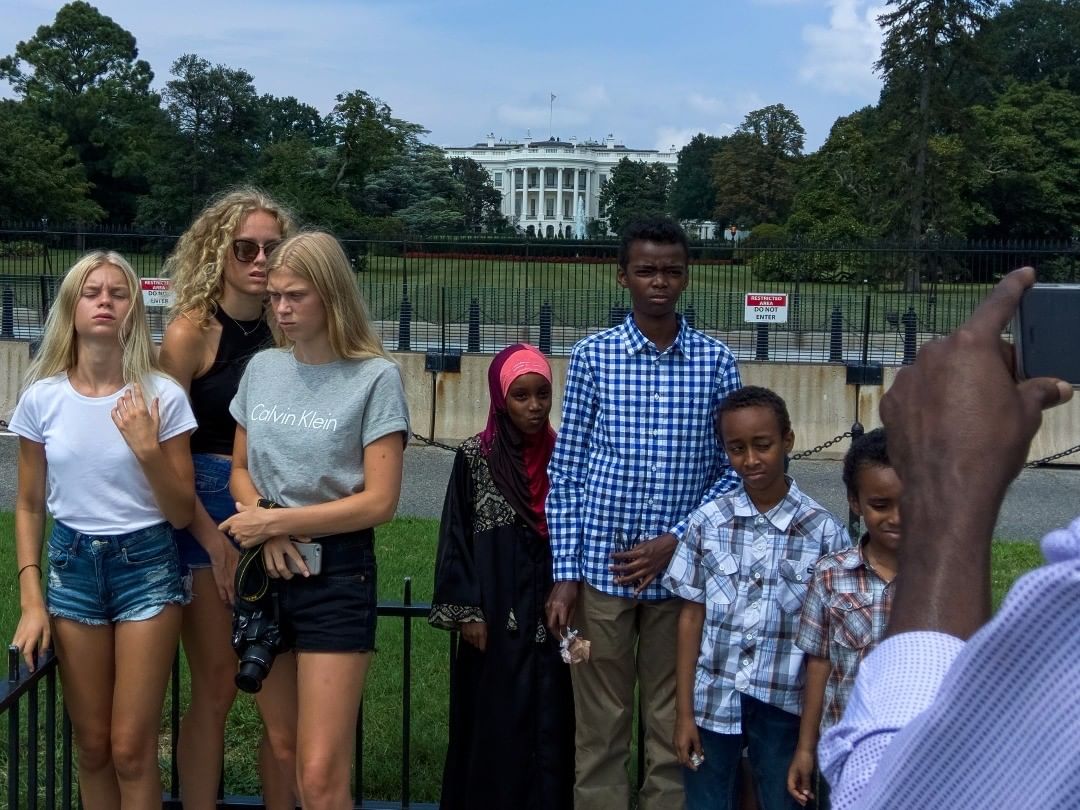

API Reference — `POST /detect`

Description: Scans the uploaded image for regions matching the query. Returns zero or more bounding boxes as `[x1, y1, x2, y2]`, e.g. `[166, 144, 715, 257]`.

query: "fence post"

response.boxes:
[398, 297, 412, 352]
[829, 305, 843, 362]
[539, 301, 553, 355]
[847, 423, 865, 539]
[467, 298, 481, 353]
[1, 286, 12, 338]
[755, 322, 769, 361]
[901, 306, 918, 365]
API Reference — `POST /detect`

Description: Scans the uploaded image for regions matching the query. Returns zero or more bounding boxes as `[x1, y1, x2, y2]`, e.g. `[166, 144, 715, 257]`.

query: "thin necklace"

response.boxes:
[220, 307, 263, 337]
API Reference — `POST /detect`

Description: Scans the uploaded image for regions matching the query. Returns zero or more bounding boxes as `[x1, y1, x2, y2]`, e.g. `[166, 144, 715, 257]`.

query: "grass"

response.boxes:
[0, 513, 1046, 802]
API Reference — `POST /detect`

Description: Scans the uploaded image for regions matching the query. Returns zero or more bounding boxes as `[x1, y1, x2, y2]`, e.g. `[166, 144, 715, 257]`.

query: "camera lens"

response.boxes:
[236, 644, 274, 693]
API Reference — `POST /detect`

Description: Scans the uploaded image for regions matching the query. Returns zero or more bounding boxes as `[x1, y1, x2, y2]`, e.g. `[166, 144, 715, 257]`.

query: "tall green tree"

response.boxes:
[0, 1, 164, 221]
[325, 91, 427, 202]
[787, 107, 893, 240]
[598, 158, 673, 234]
[449, 157, 506, 232]
[362, 145, 465, 234]
[875, 0, 998, 243]
[712, 104, 806, 228]
[669, 133, 724, 221]
[966, 80, 1080, 239]
[138, 54, 261, 224]
[0, 100, 104, 222]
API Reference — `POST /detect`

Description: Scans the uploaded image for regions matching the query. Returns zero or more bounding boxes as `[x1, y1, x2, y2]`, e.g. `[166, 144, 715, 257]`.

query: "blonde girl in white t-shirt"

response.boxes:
[9, 251, 196, 810]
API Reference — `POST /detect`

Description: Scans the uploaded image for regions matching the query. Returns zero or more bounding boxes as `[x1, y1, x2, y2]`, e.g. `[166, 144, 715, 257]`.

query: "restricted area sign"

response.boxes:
[140, 278, 174, 308]
[744, 293, 789, 323]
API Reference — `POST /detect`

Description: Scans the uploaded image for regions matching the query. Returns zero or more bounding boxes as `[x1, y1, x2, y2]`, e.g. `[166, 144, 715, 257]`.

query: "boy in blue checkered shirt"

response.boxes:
[545, 216, 742, 809]
[663, 386, 849, 810]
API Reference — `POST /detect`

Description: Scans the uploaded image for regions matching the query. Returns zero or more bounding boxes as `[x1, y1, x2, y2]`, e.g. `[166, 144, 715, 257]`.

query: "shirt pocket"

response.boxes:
[828, 591, 875, 650]
[777, 556, 816, 614]
[701, 550, 738, 607]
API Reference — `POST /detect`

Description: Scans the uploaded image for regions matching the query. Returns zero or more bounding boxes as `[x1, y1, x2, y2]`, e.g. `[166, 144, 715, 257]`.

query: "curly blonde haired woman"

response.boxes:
[158, 188, 297, 809]
[11, 251, 196, 809]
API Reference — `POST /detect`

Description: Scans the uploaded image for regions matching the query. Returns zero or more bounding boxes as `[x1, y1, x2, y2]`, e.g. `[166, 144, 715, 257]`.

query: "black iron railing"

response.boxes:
[2, 579, 440, 809]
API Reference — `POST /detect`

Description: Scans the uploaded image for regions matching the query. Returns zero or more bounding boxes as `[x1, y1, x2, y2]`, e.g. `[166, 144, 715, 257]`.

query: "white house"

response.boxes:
[445, 133, 679, 237]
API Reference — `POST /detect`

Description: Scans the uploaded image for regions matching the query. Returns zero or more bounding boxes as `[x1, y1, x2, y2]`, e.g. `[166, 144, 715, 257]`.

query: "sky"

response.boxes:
[0, 0, 889, 153]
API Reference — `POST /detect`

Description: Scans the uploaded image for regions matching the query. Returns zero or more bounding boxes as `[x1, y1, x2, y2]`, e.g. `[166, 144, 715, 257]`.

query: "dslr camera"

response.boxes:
[232, 542, 285, 693]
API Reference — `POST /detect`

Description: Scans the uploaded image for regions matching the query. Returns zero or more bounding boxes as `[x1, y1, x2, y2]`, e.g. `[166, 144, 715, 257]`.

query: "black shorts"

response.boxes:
[278, 529, 377, 653]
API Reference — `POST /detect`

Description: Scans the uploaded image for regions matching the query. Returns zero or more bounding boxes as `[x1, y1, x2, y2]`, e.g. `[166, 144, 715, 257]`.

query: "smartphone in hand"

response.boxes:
[1013, 284, 1080, 387]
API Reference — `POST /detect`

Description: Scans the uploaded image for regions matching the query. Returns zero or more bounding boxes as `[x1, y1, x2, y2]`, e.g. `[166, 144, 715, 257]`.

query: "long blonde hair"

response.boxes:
[266, 232, 389, 361]
[24, 251, 161, 392]
[165, 188, 296, 327]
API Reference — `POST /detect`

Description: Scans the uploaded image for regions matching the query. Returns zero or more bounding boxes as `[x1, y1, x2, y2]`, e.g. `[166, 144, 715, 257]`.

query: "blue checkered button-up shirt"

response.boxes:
[662, 480, 850, 733]
[547, 313, 742, 601]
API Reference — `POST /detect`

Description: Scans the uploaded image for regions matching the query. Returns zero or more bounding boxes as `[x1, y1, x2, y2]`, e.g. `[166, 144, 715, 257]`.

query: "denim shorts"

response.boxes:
[278, 529, 377, 653]
[47, 521, 189, 625]
[174, 453, 240, 571]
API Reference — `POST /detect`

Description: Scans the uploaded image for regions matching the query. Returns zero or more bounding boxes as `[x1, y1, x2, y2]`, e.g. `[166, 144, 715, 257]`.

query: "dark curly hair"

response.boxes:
[617, 216, 690, 269]
[842, 428, 891, 498]
[717, 385, 791, 438]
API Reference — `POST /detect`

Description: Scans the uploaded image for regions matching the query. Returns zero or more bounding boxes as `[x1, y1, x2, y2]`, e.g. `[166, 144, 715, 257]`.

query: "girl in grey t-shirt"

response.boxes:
[220, 232, 409, 808]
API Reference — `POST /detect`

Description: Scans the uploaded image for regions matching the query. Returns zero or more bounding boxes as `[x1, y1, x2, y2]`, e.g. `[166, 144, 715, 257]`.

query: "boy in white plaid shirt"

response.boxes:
[663, 386, 849, 810]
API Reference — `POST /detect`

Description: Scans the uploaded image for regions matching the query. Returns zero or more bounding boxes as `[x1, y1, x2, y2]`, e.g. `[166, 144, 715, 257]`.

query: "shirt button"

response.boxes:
[652, 429, 659, 437]
[756, 516, 765, 525]
[843, 601, 853, 609]
[750, 601, 759, 610]
[746, 631, 755, 640]
[753, 573, 762, 583]
[742, 657, 752, 666]
[796, 574, 803, 582]
[654, 392, 661, 401]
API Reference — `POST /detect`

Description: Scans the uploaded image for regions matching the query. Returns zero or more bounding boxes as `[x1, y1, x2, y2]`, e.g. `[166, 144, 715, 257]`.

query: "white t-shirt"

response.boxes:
[9, 373, 197, 534]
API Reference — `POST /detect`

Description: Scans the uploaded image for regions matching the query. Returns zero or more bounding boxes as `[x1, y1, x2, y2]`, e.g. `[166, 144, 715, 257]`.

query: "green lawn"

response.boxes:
[0, 513, 1045, 803]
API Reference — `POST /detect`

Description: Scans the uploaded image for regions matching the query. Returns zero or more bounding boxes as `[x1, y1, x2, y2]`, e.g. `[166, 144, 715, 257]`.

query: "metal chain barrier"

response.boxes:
[410, 431, 459, 453]
[791, 431, 855, 462]
[1025, 444, 1080, 468]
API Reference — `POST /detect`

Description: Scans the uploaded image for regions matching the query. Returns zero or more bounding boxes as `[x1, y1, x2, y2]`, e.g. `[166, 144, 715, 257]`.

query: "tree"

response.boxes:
[738, 104, 805, 159]
[597, 158, 673, 234]
[966, 80, 1080, 239]
[786, 107, 895, 239]
[449, 157, 505, 232]
[0, 100, 104, 222]
[669, 134, 724, 221]
[325, 90, 427, 200]
[974, 0, 1080, 95]
[257, 94, 330, 146]
[141, 53, 261, 223]
[0, 1, 164, 221]
[875, 0, 997, 242]
[710, 104, 806, 229]
[362, 146, 465, 234]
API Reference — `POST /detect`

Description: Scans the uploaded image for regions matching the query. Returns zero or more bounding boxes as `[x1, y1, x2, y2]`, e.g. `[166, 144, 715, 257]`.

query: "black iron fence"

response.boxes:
[2, 227, 1077, 364]
[1, 580, 439, 810]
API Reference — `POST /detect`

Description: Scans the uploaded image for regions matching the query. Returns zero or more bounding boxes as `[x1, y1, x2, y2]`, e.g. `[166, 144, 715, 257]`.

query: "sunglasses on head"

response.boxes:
[232, 239, 282, 263]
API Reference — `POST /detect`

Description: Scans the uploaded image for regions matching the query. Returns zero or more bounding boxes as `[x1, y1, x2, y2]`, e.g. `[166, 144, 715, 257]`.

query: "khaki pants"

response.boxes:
[571, 583, 684, 810]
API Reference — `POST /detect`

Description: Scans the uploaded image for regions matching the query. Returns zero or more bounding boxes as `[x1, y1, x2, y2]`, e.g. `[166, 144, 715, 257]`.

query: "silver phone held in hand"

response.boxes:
[285, 541, 322, 575]
[1013, 283, 1080, 387]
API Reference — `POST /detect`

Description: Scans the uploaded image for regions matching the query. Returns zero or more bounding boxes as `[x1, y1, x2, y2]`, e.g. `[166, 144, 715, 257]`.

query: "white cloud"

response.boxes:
[799, 0, 885, 96]
[654, 123, 737, 152]
[687, 92, 723, 115]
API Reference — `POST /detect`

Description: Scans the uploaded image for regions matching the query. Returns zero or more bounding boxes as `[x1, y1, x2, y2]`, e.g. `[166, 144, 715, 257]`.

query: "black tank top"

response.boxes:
[189, 309, 273, 455]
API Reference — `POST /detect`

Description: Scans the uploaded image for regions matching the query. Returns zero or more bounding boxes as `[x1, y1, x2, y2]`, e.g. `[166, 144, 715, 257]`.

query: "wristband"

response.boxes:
[257, 498, 281, 509]
[17, 563, 42, 581]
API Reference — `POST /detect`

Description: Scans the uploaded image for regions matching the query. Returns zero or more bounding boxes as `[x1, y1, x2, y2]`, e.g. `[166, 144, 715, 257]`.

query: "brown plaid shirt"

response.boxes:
[795, 536, 894, 729]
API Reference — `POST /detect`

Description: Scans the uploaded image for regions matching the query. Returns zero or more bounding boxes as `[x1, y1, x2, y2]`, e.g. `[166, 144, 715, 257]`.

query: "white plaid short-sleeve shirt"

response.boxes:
[662, 479, 850, 733]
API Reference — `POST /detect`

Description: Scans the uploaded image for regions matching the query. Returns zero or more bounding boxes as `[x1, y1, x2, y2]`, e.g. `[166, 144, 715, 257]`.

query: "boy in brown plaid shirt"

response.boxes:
[786, 428, 901, 808]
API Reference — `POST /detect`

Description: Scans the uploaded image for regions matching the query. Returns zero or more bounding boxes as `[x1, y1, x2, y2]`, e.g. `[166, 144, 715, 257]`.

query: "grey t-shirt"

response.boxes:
[230, 348, 410, 511]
